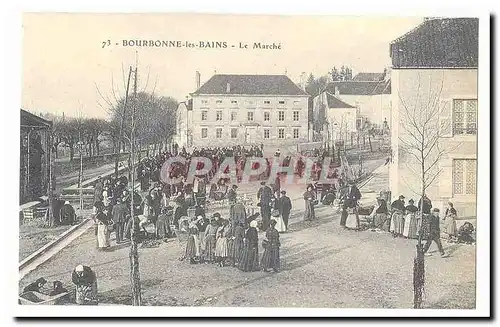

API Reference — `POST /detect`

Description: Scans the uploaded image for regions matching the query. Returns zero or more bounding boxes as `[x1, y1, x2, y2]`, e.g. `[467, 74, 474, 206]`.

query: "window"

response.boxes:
[201, 128, 208, 139]
[453, 99, 477, 135]
[231, 128, 238, 138]
[216, 128, 223, 138]
[293, 128, 299, 139]
[264, 100, 271, 105]
[201, 111, 208, 121]
[247, 111, 254, 121]
[231, 100, 238, 104]
[293, 111, 299, 121]
[453, 159, 476, 195]
[264, 112, 270, 121]
[231, 111, 237, 121]
[293, 100, 300, 106]
[278, 100, 285, 105]
[278, 128, 285, 139]
[216, 100, 223, 104]
[201, 100, 209, 104]
[264, 129, 270, 139]
[278, 111, 285, 121]
[216, 110, 223, 121]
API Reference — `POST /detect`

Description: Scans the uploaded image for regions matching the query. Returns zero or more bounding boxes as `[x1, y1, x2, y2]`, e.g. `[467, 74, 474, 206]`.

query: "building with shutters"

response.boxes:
[389, 17, 478, 217]
[188, 74, 310, 147]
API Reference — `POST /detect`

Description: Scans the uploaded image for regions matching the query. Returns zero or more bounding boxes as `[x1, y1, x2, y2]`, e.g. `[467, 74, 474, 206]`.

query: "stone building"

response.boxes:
[188, 74, 310, 147]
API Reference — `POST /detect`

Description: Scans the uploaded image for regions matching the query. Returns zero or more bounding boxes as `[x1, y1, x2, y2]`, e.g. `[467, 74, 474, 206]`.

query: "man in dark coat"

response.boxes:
[112, 198, 128, 243]
[257, 181, 274, 231]
[277, 190, 292, 229]
[227, 185, 238, 205]
[423, 208, 447, 257]
[418, 194, 433, 214]
[59, 201, 76, 225]
[340, 181, 362, 227]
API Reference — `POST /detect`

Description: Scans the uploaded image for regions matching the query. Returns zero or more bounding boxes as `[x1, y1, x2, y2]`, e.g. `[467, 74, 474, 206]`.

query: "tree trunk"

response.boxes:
[69, 144, 75, 161]
[368, 134, 373, 152]
[47, 139, 56, 227]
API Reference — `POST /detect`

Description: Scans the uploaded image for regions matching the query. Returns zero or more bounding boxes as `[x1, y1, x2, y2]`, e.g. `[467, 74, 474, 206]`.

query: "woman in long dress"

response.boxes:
[345, 206, 360, 230]
[444, 202, 458, 240]
[271, 201, 287, 233]
[202, 216, 219, 263]
[370, 198, 389, 230]
[185, 220, 200, 264]
[261, 219, 281, 273]
[232, 222, 246, 267]
[214, 219, 229, 266]
[94, 202, 111, 251]
[402, 199, 419, 239]
[303, 185, 316, 221]
[238, 220, 259, 272]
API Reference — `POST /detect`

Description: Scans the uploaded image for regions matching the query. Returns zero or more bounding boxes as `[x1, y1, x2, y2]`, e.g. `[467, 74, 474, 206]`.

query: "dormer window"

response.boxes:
[278, 100, 285, 105]
[231, 100, 238, 104]
[216, 100, 223, 104]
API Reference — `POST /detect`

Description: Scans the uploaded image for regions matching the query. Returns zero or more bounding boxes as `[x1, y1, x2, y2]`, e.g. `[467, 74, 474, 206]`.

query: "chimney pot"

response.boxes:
[334, 86, 340, 95]
[226, 82, 231, 93]
[195, 71, 201, 89]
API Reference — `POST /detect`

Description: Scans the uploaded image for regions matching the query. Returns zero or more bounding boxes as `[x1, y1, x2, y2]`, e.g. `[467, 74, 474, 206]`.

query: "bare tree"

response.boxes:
[397, 73, 458, 309]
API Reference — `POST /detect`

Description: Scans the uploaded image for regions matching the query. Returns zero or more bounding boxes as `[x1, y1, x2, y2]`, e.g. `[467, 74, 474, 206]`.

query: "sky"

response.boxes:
[21, 13, 423, 118]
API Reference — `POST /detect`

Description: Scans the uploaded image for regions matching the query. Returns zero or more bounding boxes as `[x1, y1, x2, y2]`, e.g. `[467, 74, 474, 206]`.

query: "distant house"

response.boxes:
[312, 76, 391, 135]
[174, 99, 193, 148]
[313, 91, 357, 145]
[20, 109, 52, 204]
[188, 74, 310, 147]
[389, 17, 478, 217]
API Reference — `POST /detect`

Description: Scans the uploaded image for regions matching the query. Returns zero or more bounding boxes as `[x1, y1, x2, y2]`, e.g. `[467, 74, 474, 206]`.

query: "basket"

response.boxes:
[19, 291, 69, 305]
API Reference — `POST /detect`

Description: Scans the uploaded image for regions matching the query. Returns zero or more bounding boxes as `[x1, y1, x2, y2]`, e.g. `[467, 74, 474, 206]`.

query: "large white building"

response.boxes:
[389, 17, 478, 217]
[185, 74, 310, 147]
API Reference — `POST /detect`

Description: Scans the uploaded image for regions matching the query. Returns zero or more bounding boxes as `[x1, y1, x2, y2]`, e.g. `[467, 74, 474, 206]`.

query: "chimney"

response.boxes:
[195, 71, 201, 89]
[384, 67, 392, 82]
[226, 82, 231, 93]
[334, 86, 340, 95]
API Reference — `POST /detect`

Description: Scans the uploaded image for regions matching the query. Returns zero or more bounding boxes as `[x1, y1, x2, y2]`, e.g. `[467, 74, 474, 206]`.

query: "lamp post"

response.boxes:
[77, 140, 85, 214]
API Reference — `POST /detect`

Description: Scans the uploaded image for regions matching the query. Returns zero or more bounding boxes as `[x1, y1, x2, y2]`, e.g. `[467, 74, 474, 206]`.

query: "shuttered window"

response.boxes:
[453, 99, 477, 135]
[453, 159, 476, 195]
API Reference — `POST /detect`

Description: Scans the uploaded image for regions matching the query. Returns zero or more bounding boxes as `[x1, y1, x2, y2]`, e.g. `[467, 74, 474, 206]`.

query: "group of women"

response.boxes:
[184, 214, 281, 273]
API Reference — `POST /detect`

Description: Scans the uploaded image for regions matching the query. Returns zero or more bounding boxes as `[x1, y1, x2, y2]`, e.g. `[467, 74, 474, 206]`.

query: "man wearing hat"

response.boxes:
[423, 208, 447, 257]
[340, 181, 361, 227]
[112, 197, 128, 243]
[59, 200, 76, 226]
[277, 190, 292, 229]
[257, 181, 274, 231]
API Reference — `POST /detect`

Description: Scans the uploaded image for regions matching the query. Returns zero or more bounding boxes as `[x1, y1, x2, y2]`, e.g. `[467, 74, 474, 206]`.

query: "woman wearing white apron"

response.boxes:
[271, 208, 287, 233]
[402, 199, 419, 238]
[345, 206, 360, 229]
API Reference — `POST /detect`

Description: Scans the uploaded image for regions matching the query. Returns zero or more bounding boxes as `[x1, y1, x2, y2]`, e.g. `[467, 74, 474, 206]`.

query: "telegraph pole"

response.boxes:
[115, 67, 133, 178]
[129, 56, 142, 306]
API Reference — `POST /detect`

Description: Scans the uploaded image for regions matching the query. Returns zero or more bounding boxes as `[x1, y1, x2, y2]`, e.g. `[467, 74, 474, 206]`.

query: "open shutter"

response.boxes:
[439, 99, 453, 137]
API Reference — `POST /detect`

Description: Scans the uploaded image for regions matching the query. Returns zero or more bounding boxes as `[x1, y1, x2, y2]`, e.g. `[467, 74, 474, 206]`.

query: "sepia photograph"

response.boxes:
[10, 8, 491, 318]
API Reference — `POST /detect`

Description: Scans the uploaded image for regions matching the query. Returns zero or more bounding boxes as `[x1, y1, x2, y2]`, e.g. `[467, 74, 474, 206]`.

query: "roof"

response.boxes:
[324, 80, 391, 96]
[352, 73, 384, 81]
[390, 18, 478, 68]
[325, 93, 356, 108]
[192, 74, 309, 96]
[20, 109, 52, 128]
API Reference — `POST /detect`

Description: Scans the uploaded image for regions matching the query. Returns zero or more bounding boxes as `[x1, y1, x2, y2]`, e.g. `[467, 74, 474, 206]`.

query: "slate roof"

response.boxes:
[390, 17, 478, 68]
[325, 93, 356, 108]
[21, 109, 52, 128]
[324, 80, 391, 96]
[192, 74, 309, 96]
[352, 73, 384, 81]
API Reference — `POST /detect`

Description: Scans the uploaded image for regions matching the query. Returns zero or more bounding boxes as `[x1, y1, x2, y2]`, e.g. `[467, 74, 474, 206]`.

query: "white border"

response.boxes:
[1, 0, 492, 321]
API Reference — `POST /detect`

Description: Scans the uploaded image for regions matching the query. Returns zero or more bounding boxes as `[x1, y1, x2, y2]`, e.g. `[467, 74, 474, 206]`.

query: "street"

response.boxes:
[19, 163, 475, 309]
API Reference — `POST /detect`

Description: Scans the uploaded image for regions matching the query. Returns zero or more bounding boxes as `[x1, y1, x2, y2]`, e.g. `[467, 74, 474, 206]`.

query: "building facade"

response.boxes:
[189, 74, 310, 147]
[173, 99, 193, 148]
[389, 17, 478, 217]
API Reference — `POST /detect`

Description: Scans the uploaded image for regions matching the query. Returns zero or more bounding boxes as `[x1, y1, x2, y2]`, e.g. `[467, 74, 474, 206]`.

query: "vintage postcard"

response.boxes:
[14, 12, 489, 317]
